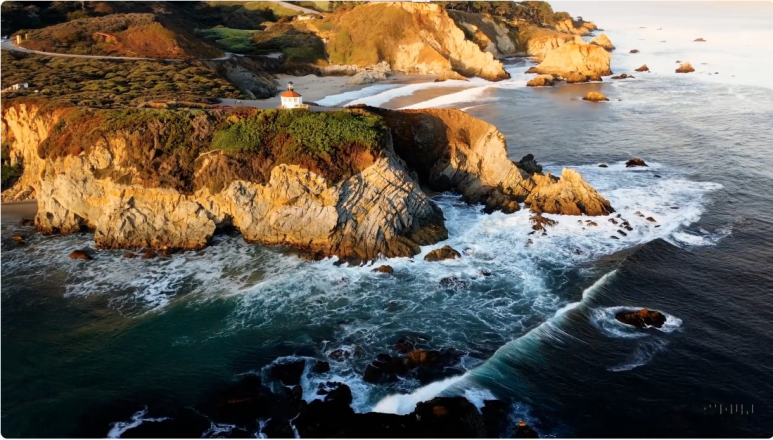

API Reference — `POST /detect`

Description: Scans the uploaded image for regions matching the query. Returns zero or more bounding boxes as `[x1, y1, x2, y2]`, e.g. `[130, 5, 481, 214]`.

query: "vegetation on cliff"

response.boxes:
[0, 51, 245, 107]
[33, 104, 386, 194]
[1, 142, 23, 190]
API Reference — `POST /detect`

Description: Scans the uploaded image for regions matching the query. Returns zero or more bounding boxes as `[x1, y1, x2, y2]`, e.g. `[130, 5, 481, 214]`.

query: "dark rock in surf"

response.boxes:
[269, 359, 306, 386]
[424, 245, 461, 262]
[373, 264, 394, 274]
[694, 38, 706, 42]
[140, 249, 157, 259]
[313, 360, 331, 374]
[514, 420, 540, 438]
[630, 49, 640, 53]
[646, 216, 657, 222]
[615, 308, 667, 328]
[123, 252, 137, 259]
[439, 276, 469, 288]
[626, 158, 648, 167]
[598, 163, 608, 168]
[530, 214, 558, 232]
[69, 249, 93, 260]
[635, 64, 650, 72]
[20, 218, 35, 226]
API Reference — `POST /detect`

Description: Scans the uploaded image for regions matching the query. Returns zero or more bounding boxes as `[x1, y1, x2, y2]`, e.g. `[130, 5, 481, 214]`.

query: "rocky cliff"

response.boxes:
[314, 2, 510, 81]
[553, 18, 598, 36]
[2, 101, 613, 260]
[516, 25, 584, 61]
[447, 10, 520, 58]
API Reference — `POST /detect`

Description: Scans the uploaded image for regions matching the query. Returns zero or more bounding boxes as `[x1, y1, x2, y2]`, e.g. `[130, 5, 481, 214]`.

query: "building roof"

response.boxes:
[280, 90, 301, 98]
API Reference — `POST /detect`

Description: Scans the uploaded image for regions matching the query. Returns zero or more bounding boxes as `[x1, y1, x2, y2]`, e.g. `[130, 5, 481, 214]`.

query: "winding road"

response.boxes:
[1, 39, 235, 62]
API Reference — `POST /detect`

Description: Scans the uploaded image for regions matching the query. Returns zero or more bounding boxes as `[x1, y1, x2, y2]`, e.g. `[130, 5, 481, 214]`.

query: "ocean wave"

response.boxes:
[107, 407, 168, 438]
[608, 339, 669, 372]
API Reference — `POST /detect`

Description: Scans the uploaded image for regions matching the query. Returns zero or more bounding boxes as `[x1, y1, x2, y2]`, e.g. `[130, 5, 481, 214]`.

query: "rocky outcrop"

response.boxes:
[635, 64, 650, 72]
[694, 38, 706, 42]
[319, 2, 510, 81]
[615, 308, 666, 328]
[675, 62, 695, 73]
[530, 41, 612, 80]
[3, 102, 614, 259]
[611, 73, 634, 80]
[204, 57, 279, 100]
[517, 25, 583, 61]
[626, 158, 648, 167]
[448, 10, 519, 58]
[554, 18, 597, 36]
[590, 33, 615, 51]
[371, 107, 614, 216]
[424, 245, 461, 262]
[582, 91, 609, 102]
[526, 75, 555, 87]
[630, 49, 639, 54]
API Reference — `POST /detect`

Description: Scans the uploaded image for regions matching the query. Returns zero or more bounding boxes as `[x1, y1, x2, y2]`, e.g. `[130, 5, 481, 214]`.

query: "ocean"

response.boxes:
[2, 2, 772, 437]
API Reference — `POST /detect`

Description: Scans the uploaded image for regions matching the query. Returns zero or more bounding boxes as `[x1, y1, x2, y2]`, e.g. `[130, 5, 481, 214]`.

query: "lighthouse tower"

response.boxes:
[280, 82, 303, 109]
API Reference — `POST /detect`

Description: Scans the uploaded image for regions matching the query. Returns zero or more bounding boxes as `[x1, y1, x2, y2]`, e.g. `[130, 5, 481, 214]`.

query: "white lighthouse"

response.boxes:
[280, 82, 304, 109]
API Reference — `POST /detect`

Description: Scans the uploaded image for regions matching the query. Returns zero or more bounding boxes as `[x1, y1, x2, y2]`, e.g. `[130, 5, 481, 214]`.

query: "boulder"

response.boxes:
[676, 62, 695, 73]
[598, 163, 608, 168]
[19, 218, 35, 226]
[346, 70, 389, 85]
[269, 359, 306, 386]
[625, 158, 648, 167]
[611, 73, 634, 80]
[312, 360, 330, 374]
[590, 33, 615, 51]
[372, 264, 394, 274]
[694, 38, 706, 42]
[69, 249, 93, 260]
[517, 154, 543, 174]
[634, 64, 650, 72]
[529, 214, 558, 232]
[363, 348, 461, 384]
[582, 91, 609, 102]
[424, 245, 461, 262]
[526, 75, 554, 87]
[140, 249, 157, 259]
[565, 71, 602, 84]
[123, 252, 137, 259]
[615, 308, 666, 328]
[525, 169, 614, 216]
[629, 49, 640, 53]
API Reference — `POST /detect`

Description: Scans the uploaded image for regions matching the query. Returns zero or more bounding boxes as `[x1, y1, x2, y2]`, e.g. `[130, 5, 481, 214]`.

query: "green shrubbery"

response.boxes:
[1, 141, 23, 189]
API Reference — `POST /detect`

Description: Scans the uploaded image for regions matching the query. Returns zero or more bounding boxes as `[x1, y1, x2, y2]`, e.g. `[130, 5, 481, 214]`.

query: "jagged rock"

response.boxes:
[363, 348, 461, 384]
[526, 75, 554, 87]
[611, 73, 634, 80]
[514, 420, 540, 438]
[635, 64, 650, 72]
[530, 214, 558, 232]
[590, 33, 615, 51]
[583, 92, 609, 102]
[615, 308, 666, 328]
[630, 49, 640, 53]
[608, 218, 618, 225]
[439, 276, 469, 288]
[646, 216, 657, 222]
[69, 249, 93, 260]
[517, 154, 543, 174]
[676, 62, 695, 73]
[434, 70, 469, 82]
[19, 218, 35, 226]
[525, 169, 614, 216]
[372, 265, 394, 274]
[424, 245, 461, 262]
[347, 70, 388, 85]
[626, 158, 648, 167]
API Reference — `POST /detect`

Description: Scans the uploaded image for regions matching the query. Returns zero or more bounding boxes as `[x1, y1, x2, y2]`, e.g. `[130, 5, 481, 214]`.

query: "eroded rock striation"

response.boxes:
[2, 101, 613, 260]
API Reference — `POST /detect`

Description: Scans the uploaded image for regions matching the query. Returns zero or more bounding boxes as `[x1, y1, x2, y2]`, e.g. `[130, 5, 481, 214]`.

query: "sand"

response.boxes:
[1, 200, 37, 223]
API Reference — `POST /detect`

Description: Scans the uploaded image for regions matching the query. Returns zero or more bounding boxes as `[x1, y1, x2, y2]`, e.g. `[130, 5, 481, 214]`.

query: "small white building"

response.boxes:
[280, 82, 305, 109]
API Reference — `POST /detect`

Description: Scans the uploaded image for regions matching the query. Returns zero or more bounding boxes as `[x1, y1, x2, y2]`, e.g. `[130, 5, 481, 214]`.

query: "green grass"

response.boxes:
[209, 1, 300, 17]
[197, 27, 260, 53]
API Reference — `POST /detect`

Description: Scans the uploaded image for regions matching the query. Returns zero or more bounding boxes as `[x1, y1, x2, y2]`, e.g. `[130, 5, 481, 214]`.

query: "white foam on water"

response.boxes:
[371, 375, 466, 415]
[462, 387, 498, 412]
[256, 418, 270, 439]
[201, 420, 237, 438]
[314, 84, 404, 107]
[106, 406, 168, 438]
[608, 338, 669, 372]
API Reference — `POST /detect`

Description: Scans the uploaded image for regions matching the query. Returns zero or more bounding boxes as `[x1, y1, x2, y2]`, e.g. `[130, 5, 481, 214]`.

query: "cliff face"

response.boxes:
[317, 2, 510, 81]
[553, 19, 597, 36]
[516, 25, 584, 61]
[2, 102, 613, 260]
[447, 10, 520, 58]
[532, 41, 612, 78]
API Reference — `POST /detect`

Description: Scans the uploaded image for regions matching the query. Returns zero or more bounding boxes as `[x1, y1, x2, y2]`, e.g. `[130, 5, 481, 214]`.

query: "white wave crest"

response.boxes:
[107, 407, 168, 438]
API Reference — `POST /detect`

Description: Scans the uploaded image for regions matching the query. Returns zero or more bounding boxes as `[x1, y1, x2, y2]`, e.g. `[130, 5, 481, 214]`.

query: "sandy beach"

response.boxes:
[1, 200, 37, 223]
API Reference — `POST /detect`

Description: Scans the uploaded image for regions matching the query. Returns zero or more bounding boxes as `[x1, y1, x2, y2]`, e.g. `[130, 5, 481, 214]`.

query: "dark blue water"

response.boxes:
[3, 20, 773, 439]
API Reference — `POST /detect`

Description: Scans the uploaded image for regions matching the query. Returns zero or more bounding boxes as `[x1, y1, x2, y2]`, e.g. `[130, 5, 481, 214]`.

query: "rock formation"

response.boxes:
[615, 308, 666, 328]
[2, 101, 614, 260]
[694, 38, 706, 42]
[635, 64, 650, 72]
[626, 158, 648, 167]
[590, 33, 615, 51]
[582, 91, 609, 102]
[448, 10, 519, 58]
[526, 75, 555, 87]
[611, 73, 634, 80]
[424, 245, 461, 262]
[516, 25, 583, 61]
[630, 49, 639, 53]
[530, 41, 612, 81]
[553, 18, 597, 36]
[317, 2, 510, 81]
[346, 71, 388, 85]
[676, 62, 695, 73]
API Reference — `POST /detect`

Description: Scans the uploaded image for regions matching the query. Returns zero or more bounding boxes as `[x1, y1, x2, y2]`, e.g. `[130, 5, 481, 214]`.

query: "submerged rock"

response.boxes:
[629, 49, 640, 53]
[582, 91, 609, 102]
[269, 359, 305, 386]
[611, 73, 634, 80]
[69, 249, 93, 260]
[626, 158, 648, 167]
[424, 245, 461, 262]
[615, 308, 666, 328]
[140, 249, 157, 259]
[312, 360, 331, 374]
[694, 38, 706, 42]
[598, 163, 608, 168]
[123, 251, 137, 259]
[530, 214, 558, 232]
[676, 62, 695, 73]
[372, 264, 394, 274]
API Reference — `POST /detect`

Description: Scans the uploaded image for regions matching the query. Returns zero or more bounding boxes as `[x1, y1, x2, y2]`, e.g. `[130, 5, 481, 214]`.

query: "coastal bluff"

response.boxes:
[2, 100, 613, 260]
